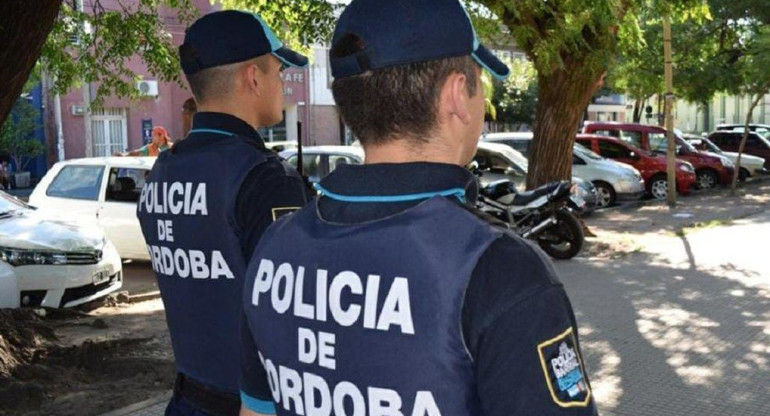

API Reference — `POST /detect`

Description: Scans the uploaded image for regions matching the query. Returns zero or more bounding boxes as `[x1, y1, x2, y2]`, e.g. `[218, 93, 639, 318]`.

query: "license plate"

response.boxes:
[93, 269, 111, 285]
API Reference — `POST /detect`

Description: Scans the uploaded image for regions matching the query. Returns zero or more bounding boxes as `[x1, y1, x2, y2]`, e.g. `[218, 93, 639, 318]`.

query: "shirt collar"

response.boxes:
[318, 162, 479, 205]
[190, 112, 265, 144]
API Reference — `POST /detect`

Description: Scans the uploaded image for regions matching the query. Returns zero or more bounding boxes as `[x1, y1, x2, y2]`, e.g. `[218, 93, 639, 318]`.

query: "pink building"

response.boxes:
[49, 0, 316, 161]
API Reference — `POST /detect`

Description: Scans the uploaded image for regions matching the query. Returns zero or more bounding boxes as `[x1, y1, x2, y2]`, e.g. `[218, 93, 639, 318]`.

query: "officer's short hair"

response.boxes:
[186, 57, 271, 103]
[331, 38, 479, 147]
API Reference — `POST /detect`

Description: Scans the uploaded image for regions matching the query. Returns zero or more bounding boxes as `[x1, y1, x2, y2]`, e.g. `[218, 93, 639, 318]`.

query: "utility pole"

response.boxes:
[663, 14, 677, 208]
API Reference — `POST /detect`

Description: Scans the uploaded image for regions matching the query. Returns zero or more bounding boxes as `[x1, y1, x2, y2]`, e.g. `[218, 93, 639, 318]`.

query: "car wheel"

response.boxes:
[696, 170, 718, 190]
[739, 168, 749, 182]
[648, 175, 669, 200]
[593, 181, 616, 208]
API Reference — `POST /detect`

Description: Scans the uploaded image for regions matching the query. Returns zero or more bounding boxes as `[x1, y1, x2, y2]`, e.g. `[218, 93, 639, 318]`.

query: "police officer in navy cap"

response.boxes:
[136, 10, 312, 416]
[239, 0, 599, 415]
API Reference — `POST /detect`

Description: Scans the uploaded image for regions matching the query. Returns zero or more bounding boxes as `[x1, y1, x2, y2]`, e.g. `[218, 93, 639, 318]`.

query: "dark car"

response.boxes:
[707, 130, 770, 170]
[583, 122, 735, 190]
[715, 123, 770, 134]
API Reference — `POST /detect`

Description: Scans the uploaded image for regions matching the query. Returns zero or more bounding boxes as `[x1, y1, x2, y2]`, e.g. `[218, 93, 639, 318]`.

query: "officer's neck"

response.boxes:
[197, 102, 262, 131]
[364, 136, 466, 166]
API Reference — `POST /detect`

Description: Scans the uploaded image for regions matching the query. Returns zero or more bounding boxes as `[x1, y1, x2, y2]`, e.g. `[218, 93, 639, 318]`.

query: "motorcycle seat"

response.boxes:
[507, 182, 565, 206]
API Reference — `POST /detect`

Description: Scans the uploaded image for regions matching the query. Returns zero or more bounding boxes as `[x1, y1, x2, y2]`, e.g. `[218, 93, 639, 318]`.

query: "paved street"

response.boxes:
[558, 210, 770, 416]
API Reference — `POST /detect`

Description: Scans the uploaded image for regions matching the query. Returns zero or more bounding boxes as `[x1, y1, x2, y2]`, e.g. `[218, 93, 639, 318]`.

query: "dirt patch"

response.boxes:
[0, 299, 173, 416]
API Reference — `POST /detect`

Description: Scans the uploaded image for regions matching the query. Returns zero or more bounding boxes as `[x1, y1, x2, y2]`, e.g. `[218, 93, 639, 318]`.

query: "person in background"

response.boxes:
[116, 126, 173, 157]
[0, 161, 10, 191]
[181, 97, 197, 139]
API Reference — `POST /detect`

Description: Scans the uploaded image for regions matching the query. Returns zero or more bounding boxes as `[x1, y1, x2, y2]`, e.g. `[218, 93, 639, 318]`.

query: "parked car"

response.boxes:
[684, 134, 768, 180]
[575, 134, 697, 200]
[279, 146, 365, 184]
[0, 190, 122, 308]
[715, 123, 770, 134]
[707, 130, 770, 170]
[481, 132, 536, 156]
[29, 157, 154, 261]
[573, 144, 645, 207]
[483, 132, 645, 207]
[583, 122, 734, 190]
[474, 142, 599, 213]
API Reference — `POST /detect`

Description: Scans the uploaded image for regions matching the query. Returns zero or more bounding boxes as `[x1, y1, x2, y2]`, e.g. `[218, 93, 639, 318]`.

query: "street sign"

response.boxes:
[141, 119, 153, 145]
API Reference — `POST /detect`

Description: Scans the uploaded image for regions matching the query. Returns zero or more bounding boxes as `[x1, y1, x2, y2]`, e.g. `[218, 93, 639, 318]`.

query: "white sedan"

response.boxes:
[0, 191, 122, 308]
[29, 157, 155, 261]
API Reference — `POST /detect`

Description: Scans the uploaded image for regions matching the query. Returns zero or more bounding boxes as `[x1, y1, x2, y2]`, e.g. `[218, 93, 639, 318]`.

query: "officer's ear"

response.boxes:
[441, 71, 473, 125]
[244, 60, 262, 96]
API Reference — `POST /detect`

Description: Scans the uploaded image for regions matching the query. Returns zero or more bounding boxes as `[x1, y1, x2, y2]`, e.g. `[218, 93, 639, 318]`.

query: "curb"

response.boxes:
[99, 391, 171, 416]
[129, 291, 162, 303]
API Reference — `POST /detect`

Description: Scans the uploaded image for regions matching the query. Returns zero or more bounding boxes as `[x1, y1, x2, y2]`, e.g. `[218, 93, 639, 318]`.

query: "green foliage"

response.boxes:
[492, 59, 538, 126]
[737, 26, 770, 97]
[41, 0, 197, 107]
[0, 99, 44, 171]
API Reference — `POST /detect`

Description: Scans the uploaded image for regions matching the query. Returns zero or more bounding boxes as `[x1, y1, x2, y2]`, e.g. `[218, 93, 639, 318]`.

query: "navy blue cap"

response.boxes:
[180, 10, 308, 75]
[330, 0, 510, 80]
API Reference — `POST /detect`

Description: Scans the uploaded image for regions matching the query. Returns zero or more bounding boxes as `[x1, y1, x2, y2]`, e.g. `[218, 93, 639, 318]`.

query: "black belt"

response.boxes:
[173, 373, 241, 416]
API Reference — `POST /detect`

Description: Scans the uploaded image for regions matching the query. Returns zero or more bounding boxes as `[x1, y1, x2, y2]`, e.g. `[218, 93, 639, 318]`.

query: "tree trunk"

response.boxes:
[633, 99, 643, 123]
[702, 100, 711, 132]
[0, 0, 62, 128]
[527, 66, 602, 189]
[663, 14, 677, 208]
[731, 91, 768, 195]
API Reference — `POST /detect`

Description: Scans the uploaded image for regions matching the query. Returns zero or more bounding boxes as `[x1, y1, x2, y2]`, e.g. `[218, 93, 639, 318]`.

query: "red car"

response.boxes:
[583, 122, 735, 190]
[576, 134, 697, 200]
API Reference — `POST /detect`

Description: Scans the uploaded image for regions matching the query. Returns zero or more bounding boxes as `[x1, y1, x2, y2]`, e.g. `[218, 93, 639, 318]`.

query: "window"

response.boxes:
[619, 131, 643, 149]
[648, 133, 668, 153]
[503, 139, 532, 156]
[597, 141, 633, 159]
[592, 129, 620, 138]
[46, 165, 105, 200]
[92, 108, 127, 157]
[286, 154, 322, 180]
[328, 155, 358, 173]
[105, 168, 149, 203]
[573, 155, 586, 165]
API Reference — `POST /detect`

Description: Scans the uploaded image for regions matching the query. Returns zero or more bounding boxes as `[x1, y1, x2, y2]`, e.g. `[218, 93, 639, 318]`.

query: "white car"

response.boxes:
[279, 146, 365, 183]
[29, 157, 155, 261]
[483, 132, 645, 207]
[572, 144, 646, 207]
[0, 191, 122, 308]
[684, 135, 768, 180]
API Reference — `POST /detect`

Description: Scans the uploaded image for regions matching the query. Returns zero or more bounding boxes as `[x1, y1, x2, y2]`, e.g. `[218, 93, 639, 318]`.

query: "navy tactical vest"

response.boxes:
[243, 196, 501, 415]
[138, 132, 267, 393]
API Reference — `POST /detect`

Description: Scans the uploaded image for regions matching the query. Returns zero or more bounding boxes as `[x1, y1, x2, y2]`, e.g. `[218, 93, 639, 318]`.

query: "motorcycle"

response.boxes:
[477, 179, 586, 260]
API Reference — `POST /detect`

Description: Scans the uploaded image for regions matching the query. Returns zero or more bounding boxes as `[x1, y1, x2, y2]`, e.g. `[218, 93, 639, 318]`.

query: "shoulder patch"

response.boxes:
[537, 327, 592, 408]
[271, 206, 301, 221]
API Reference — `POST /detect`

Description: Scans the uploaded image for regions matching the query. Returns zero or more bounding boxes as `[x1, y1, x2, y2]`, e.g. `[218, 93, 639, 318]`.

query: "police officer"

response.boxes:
[136, 10, 312, 416]
[239, 0, 599, 415]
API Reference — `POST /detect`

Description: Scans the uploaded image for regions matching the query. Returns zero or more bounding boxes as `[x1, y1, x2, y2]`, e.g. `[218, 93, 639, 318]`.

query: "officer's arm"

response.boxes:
[235, 163, 312, 259]
[239, 408, 271, 416]
[239, 313, 277, 415]
[464, 237, 598, 415]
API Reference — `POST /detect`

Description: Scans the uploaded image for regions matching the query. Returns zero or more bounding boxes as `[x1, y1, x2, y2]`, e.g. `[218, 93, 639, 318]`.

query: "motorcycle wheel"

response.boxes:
[537, 209, 584, 260]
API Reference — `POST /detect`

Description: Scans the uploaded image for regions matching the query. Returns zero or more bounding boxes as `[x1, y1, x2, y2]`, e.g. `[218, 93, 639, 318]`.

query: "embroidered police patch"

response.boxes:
[537, 327, 592, 408]
[271, 206, 301, 221]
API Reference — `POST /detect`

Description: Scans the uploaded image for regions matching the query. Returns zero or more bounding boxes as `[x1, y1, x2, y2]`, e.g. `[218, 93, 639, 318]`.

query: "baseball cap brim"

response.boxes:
[272, 46, 309, 69]
[472, 43, 510, 80]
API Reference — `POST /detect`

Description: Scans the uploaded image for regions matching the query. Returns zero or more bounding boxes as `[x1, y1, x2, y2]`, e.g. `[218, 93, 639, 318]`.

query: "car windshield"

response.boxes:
[701, 138, 724, 154]
[574, 144, 603, 160]
[0, 191, 29, 216]
[495, 145, 529, 170]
